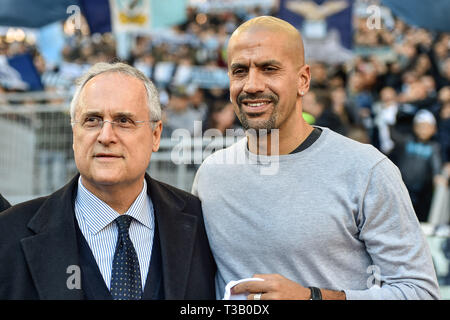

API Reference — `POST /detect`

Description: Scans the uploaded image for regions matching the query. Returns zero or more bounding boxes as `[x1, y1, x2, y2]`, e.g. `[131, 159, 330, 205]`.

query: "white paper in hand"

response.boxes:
[223, 277, 264, 300]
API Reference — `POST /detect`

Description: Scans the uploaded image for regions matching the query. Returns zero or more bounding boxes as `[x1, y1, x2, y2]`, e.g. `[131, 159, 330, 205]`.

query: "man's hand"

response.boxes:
[231, 274, 346, 300]
[231, 274, 310, 300]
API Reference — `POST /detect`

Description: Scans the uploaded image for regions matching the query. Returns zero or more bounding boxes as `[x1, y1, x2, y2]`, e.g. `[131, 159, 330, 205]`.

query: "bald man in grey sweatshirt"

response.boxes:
[192, 16, 440, 300]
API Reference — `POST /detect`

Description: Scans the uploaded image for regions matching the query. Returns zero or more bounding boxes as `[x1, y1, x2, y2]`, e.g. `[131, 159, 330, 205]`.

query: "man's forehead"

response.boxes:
[229, 28, 288, 47]
[83, 72, 145, 92]
[228, 29, 303, 66]
[77, 107, 136, 116]
[76, 74, 148, 117]
[81, 73, 146, 100]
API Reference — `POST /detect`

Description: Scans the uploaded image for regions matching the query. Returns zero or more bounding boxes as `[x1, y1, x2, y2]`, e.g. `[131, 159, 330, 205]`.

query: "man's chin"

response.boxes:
[241, 117, 277, 133]
[82, 171, 124, 188]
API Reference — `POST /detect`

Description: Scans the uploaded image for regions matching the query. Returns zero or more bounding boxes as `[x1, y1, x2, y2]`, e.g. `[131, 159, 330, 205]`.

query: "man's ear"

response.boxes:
[298, 64, 311, 97]
[152, 121, 163, 152]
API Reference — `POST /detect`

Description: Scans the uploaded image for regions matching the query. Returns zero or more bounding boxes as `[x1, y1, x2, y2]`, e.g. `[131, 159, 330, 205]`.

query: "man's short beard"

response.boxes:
[239, 111, 277, 136]
[237, 92, 279, 134]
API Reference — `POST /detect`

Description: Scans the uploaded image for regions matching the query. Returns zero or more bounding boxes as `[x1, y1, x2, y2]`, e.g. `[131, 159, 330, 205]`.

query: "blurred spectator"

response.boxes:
[162, 85, 207, 137]
[189, 87, 209, 115]
[310, 62, 329, 91]
[373, 86, 398, 154]
[438, 100, 450, 164]
[347, 70, 375, 140]
[330, 86, 354, 127]
[346, 125, 371, 144]
[382, 61, 404, 92]
[390, 110, 443, 222]
[203, 100, 240, 135]
[439, 58, 450, 89]
[303, 90, 347, 135]
[399, 79, 436, 110]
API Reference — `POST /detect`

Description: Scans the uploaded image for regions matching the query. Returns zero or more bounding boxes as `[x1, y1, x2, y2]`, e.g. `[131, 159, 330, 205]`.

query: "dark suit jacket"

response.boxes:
[0, 174, 216, 299]
[0, 193, 10, 212]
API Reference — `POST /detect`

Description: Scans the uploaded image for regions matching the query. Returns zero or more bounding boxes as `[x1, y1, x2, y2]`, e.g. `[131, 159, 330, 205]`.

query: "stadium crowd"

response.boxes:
[0, 2, 449, 223]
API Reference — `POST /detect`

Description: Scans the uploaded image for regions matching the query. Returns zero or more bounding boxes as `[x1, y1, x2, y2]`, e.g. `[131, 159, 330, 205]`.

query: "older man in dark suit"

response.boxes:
[0, 62, 215, 300]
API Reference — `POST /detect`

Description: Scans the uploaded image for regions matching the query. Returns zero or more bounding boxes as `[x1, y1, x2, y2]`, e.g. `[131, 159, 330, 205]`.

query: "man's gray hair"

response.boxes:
[69, 62, 161, 123]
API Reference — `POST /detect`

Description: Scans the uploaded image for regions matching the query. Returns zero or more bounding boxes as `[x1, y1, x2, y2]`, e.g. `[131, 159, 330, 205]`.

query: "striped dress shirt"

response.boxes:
[74, 177, 155, 290]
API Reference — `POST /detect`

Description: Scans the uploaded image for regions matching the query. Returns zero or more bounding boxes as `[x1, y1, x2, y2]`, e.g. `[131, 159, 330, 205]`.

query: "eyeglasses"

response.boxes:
[71, 116, 159, 132]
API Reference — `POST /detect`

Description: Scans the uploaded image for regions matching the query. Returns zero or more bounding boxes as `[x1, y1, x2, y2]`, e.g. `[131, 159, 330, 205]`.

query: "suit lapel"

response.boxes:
[146, 175, 197, 300]
[20, 176, 84, 300]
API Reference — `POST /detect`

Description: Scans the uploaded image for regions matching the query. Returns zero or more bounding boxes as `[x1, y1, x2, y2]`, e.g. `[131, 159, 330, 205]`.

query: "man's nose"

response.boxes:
[97, 121, 118, 145]
[243, 69, 265, 93]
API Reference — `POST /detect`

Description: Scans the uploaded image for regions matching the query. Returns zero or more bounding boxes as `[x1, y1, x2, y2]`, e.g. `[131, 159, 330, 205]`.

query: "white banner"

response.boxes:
[188, 0, 276, 12]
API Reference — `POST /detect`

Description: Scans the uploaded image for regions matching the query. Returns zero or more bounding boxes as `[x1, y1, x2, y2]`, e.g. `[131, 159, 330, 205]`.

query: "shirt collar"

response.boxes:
[75, 177, 153, 235]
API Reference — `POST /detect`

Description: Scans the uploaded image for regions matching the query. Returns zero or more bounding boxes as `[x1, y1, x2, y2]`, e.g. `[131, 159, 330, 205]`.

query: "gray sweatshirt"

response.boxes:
[192, 127, 440, 300]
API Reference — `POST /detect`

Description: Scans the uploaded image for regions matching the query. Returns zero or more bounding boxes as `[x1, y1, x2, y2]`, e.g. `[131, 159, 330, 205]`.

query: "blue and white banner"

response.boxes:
[36, 22, 65, 69]
[79, 0, 188, 34]
[78, 0, 113, 34]
[172, 65, 229, 89]
[189, 0, 275, 12]
[0, 54, 43, 91]
[0, 0, 75, 28]
[381, 0, 450, 32]
[278, 0, 354, 49]
[110, 0, 152, 33]
[278, 0, 354, 64]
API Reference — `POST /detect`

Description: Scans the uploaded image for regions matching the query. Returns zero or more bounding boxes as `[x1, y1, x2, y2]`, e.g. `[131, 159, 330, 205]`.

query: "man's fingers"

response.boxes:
[232, 280, 267, 294]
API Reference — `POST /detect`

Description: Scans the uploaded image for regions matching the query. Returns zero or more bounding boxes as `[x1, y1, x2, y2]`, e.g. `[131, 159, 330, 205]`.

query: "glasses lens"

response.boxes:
[83, 117, 101, 129]
[117, 116, 136, 129]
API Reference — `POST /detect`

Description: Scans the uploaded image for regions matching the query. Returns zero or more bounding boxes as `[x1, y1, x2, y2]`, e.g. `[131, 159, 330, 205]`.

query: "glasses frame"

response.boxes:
[71, 119, 160, 131]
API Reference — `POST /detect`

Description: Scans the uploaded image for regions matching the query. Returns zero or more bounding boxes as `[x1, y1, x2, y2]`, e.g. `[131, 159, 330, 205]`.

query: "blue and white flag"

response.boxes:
[0, 0, 75, 28]
[278, 0, 354, 49]
[79, 0, 188, 34]
[78, 0, 113, 34]
[150, 0, 188, 30]
[110, 0, 152, 33]
[36, 22, 65, 69]
[278, 0, 354, 64]
[381, 0, 450, 32]
[0, 53, 43, 91]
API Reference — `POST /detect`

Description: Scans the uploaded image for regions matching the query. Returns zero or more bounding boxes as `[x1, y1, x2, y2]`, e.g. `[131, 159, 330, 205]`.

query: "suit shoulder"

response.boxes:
[0, 196, 48, 241]
[0, 197, 47, 228]
[152, 179, 201, 207]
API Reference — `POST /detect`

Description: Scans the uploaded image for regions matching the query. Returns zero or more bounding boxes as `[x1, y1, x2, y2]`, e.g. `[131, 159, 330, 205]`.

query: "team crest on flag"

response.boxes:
[284, 0, 349, 40]
[278, 0, 354, 64]
[110, 0, 151, 33]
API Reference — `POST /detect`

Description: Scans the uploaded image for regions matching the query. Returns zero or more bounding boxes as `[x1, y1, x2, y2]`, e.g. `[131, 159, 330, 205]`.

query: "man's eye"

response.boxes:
[83, 117, 100, 125]
[117, 117, 135, 127]
[264, 66, 277, 72]
[233, 69, 246, 75]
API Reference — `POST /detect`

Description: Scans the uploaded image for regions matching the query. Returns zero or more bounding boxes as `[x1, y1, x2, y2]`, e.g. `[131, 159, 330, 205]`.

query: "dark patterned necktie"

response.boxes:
[110, 215, 142, 300]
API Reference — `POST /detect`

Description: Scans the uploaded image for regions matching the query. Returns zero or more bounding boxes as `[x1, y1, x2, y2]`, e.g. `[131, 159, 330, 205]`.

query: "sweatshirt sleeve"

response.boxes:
[344, 158, 440, 300]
